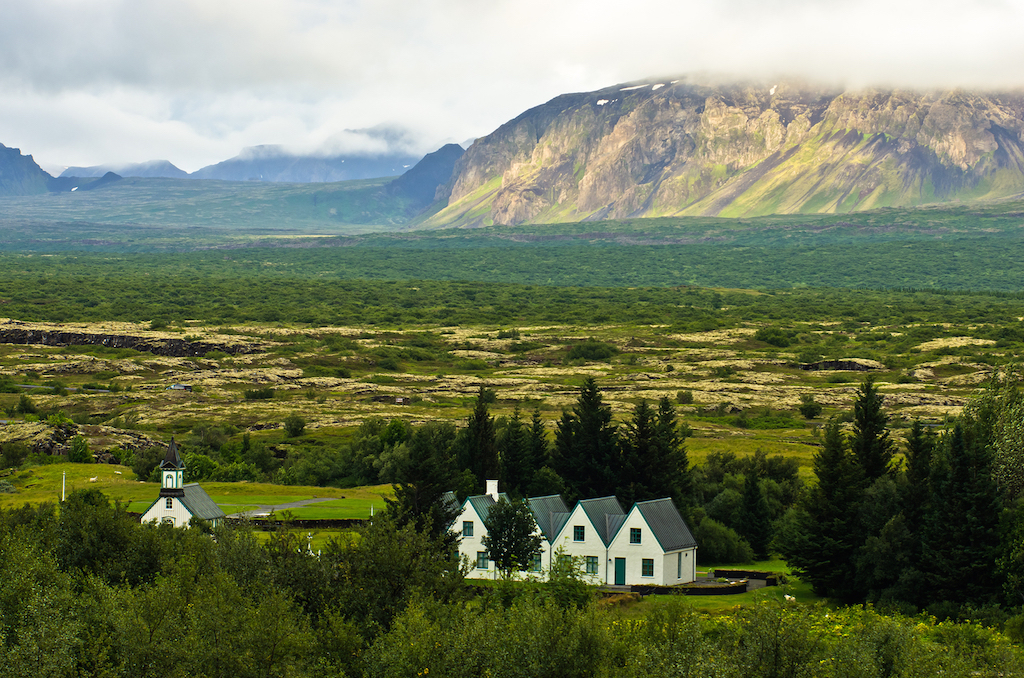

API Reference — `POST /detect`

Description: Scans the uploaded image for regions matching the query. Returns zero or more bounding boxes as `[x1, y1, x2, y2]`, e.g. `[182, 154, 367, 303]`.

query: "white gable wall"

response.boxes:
[141, 496, 193, 528]
[606, 507, 697, 586]
[456, 502, 493, 578]
[550, 504, 609, 584]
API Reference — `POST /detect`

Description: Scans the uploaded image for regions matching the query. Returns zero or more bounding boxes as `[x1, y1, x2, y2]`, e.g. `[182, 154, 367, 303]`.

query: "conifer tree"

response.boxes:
[780, 419, 865, 600]
[921, 423, 1003, 605]
[738, 469, 772, 561]
[387, 422, 461, 544]
[851, 376, 896, 481]
[456, 386, 499, 494]
[654, 395, 691, 505]
[618, 400, 656, 506]
[498, 407, 532, 497]
[553, 377, 618, 503]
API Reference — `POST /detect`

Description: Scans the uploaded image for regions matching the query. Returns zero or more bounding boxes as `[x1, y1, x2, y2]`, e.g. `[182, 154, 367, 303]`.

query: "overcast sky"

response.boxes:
[2, 0, 1023, 173]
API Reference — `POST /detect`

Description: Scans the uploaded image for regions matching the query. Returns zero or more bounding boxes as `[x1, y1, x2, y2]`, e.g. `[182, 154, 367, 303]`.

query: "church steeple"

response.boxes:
[159, 437, 185, 497]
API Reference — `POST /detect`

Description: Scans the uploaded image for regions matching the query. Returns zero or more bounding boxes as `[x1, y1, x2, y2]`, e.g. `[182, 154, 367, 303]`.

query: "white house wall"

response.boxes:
[141, 497, 193, 528]
[606, 507, 697, 586]
[457, 502, 552, 580]
[550, 504, 609, 584]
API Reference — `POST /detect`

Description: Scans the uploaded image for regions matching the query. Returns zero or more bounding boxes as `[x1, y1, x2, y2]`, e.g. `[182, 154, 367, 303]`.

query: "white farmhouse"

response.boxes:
[140, 438, 226, 528]
[452, 481, 697, 587]
[606, 498, 698, 586]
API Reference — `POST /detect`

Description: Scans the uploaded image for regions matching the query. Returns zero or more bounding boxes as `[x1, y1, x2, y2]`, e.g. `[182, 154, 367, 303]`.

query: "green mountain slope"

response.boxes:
[422, 78, 1024, 227]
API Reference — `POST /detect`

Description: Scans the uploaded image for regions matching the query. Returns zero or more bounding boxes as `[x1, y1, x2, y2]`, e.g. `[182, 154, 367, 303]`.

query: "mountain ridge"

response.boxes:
[421, 77, 1024, 227]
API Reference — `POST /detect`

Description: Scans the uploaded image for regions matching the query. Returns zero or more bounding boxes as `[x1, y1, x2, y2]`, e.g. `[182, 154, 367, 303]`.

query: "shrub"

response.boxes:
[243, 386, 275, 400]
[754, 327, 794, 347]
[496, 328, 521, 340]
[799, 394, 823, 419]
[0, 479, 15, 493]
[16, 394, 37, 414]
[565, 339, 618, 362]
[677, 389, 694, 405]
[694, 517, 754, 564]
[67, 435, 92, 463]
[284, 414, 306, 438]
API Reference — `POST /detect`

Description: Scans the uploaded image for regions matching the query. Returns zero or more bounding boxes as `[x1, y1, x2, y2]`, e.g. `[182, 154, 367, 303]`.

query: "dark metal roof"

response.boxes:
[528, 494, 570, 541]
[180, 483, 225, 521]
[578, 496, 625, 545]
[160, 437, 184, 470]
[441, 491, 460, 517]
[634, 498, 697, 551]
[463, 493, 509, 523]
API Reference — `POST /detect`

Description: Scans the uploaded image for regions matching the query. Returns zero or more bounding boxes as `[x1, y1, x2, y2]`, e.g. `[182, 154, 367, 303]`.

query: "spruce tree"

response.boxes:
[851, 376, 896, 481]
[654, 396, 691, 506]
[921, 423, 1003, 605]
[618, 400, 656, 506]
[738, 469, 772, 561]
[553, 377, 617, 502]
[386, 422, 461, 545]
[781, 419, 865, 600]
[498, 407, 532, 497]
[456, 386, 499, 493]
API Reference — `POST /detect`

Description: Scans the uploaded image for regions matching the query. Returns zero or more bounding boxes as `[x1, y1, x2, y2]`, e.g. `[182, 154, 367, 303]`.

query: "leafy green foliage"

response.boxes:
[481, 498, 543, 575]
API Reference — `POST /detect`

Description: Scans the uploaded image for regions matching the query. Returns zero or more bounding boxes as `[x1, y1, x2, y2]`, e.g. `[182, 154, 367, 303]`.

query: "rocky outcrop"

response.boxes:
[423, 77, 1024, 227]
[0, 328, 262, 357]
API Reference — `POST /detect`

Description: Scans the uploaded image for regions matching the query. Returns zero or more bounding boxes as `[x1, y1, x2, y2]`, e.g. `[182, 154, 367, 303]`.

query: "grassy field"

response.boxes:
[0, 462, 393, 518]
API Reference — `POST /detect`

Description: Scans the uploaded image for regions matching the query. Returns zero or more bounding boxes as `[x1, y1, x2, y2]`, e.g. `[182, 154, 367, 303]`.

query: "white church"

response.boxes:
[140, 438, 226, 528]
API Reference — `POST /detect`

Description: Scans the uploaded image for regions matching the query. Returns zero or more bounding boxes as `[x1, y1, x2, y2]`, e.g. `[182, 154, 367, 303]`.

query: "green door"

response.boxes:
[614, 558, 626, 586]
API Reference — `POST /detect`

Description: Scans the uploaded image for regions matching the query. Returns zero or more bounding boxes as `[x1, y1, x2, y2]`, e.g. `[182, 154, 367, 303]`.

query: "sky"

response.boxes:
[2, 0, 1023, 174]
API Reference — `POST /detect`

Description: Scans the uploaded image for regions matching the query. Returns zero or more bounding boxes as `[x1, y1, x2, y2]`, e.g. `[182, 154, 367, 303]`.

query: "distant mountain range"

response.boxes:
[423, 77, 1024, 226]
[57, 147, 424, 183]
[59, 159, 188, 179]
[187, 145, 421, 182]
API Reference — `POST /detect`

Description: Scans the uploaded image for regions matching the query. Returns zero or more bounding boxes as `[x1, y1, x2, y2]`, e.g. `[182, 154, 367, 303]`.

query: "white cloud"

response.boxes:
[0, 0, 1022, 171]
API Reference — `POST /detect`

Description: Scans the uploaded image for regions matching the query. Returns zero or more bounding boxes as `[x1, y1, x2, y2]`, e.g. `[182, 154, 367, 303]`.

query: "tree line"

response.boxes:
[779, 374, 1024, 621]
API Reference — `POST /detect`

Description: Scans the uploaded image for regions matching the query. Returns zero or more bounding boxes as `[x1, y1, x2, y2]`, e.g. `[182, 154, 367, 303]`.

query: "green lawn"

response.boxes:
[0, 463, 393, 521]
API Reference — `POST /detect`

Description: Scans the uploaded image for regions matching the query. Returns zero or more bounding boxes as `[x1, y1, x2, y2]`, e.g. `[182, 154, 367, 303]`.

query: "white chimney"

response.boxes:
[486, 479, 499, 501]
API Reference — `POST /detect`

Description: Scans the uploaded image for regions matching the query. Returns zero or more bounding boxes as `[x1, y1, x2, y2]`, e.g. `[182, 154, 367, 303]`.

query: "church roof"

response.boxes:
[180, 483, 225, 521]
[159, 438, 184, 470]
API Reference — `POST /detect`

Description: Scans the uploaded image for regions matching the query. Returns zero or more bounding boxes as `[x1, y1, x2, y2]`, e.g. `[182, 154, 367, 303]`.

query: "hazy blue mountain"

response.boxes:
[189, 144, 422, 182]
[60, 160, 187, 179]
[0, 143, 51, 196]
[387, 143, 465, 205]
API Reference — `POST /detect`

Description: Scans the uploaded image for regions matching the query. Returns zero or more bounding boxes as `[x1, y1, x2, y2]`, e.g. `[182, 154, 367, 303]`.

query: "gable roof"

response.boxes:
[462, 492, 510, 524]
[527, 494, 570, 541]
[633, 498, 697, 551]
[180, 483, 225, 521]
[160, 438, 184, 470]
[577, 496, 625, 546]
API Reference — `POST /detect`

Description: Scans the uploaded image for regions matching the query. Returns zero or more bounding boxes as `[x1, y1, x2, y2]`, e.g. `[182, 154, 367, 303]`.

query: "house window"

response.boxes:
[630, 528, 642, 544]
[165, 498, 173, 509]
[642, 559, 654, 577]
[573, 525, 585, 541]
[463, 520, 474, 537]
[530, 553, 542, 572]
[677, 552, 682, 578]
[585, 556, 599, 575]
[476, 551, 489, 569]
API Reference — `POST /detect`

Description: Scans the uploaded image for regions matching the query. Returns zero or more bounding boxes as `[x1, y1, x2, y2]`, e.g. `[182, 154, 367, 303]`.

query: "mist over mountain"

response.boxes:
[188, 144, 423, 182]
[424, 77, 1024, 227]
[59, 160, 187, 179]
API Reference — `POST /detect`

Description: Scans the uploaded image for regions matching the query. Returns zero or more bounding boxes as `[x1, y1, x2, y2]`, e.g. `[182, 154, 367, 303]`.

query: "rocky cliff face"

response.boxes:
[423, 78, 1024, 226]
[0, 143, 52, 196]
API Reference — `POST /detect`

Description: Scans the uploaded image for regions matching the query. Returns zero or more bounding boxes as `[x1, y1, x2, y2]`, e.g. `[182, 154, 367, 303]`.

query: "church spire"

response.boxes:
[159, 437, 185, 495]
